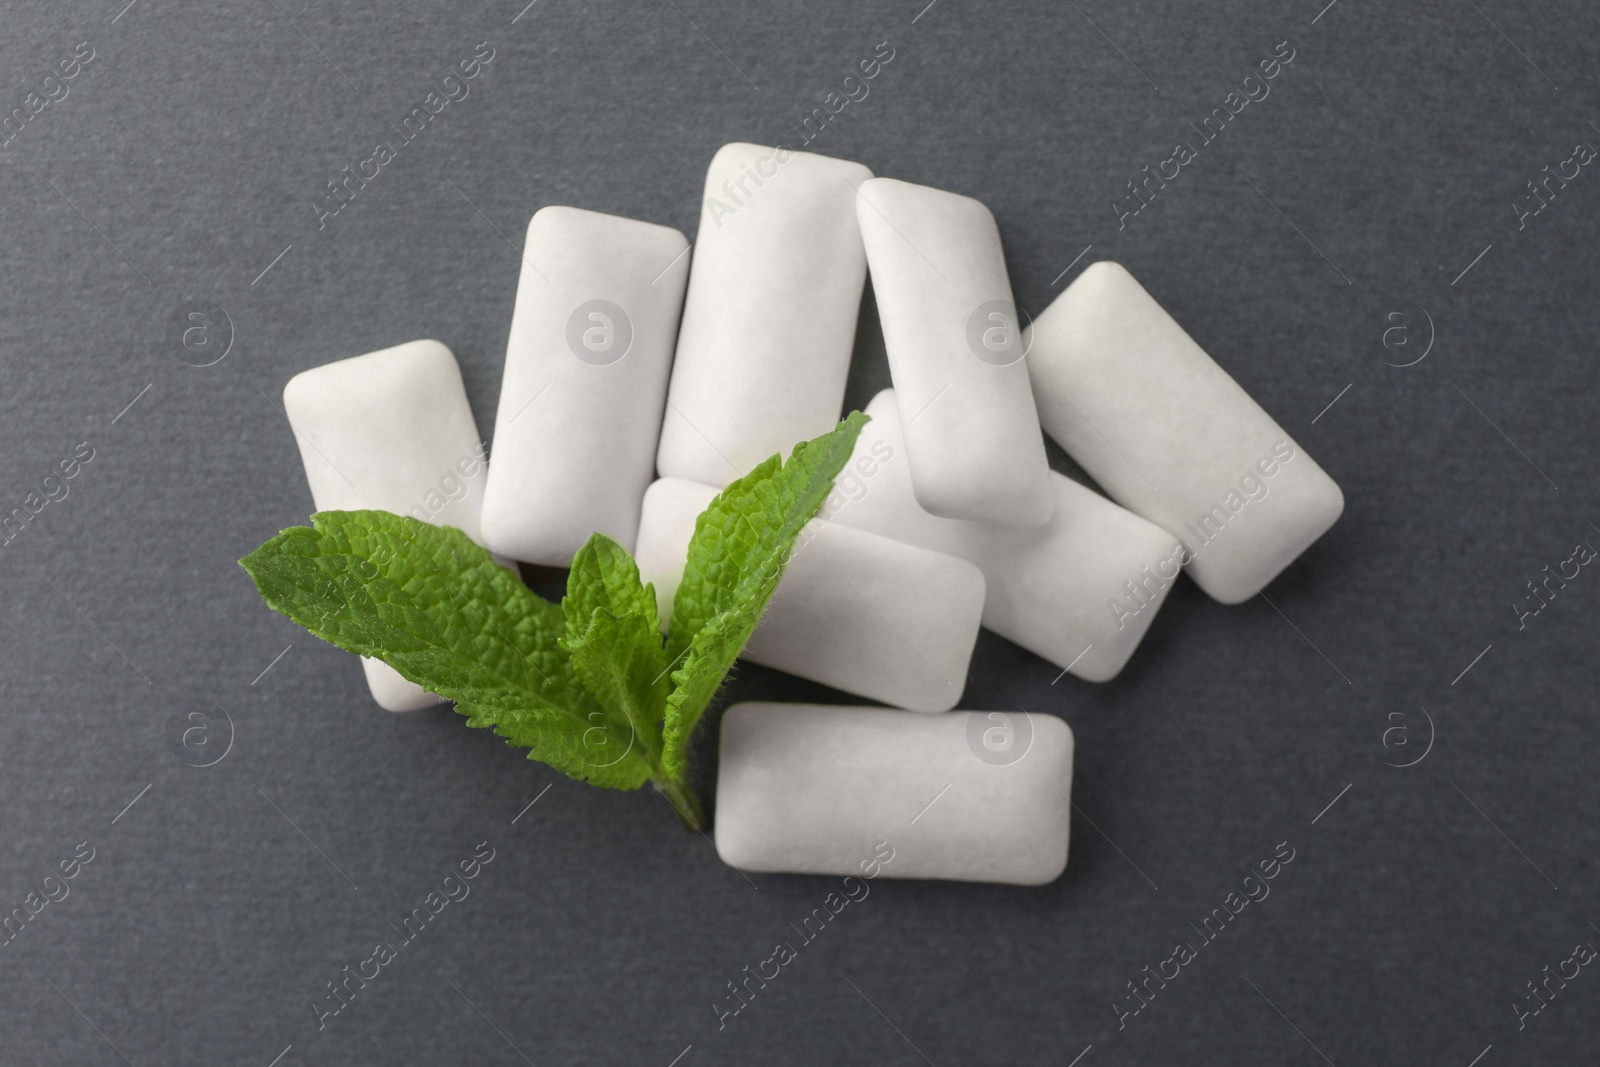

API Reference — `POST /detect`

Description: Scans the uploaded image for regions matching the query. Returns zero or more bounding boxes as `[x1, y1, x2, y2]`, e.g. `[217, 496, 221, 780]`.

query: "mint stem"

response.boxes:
[655, 777, 707, 832]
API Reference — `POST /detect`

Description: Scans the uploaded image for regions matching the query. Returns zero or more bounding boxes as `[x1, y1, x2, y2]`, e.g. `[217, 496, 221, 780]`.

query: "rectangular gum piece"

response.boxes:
[715, 702, 1073, 886]
[633, 478, 984, 713]
[1025, 262, 1344, 604]
[479, 206, 689, 565]
[827, 390, 1184, 682]
[656, 143, 872, 486]
[855, 176, 1053, 527]
[283, 339, 496, 711]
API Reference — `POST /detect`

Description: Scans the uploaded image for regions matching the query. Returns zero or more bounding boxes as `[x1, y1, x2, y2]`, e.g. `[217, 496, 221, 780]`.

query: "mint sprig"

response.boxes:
[239, 413, 867, 829]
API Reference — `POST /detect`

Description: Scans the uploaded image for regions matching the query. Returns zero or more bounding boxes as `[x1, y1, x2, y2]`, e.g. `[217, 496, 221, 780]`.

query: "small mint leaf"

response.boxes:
[562, 533, 664, 647]
[560, 533, 672, 766]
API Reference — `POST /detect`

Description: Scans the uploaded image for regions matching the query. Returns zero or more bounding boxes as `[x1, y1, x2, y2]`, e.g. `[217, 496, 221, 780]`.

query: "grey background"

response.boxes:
[2, 0, 1597, 1064]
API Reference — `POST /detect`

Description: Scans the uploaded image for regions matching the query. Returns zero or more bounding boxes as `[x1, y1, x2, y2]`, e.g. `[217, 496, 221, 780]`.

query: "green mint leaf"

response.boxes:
[563, 532, 663, 641]
[660, 614, 746, 780]
[239, 510, 652, 789]
[660, 411, 869, 777]
[560, 534, 671, 768]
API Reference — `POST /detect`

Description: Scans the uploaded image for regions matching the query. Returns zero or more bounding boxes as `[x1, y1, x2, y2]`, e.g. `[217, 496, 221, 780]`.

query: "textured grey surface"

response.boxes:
[2, 1, 1598, 1064]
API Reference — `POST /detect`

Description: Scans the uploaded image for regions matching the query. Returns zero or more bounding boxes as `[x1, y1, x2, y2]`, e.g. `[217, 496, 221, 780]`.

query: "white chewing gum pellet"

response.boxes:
[479, 206, 689, 566]
[855, 177, 1053, 527]
[633, 479, 983, 713]
[716, 702, 1073, 885]
[1026, 262, 1345, 605]
[656, 144, 872, 487]
[284, 340, 496, 712]
[827, 390, 1183, 682]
